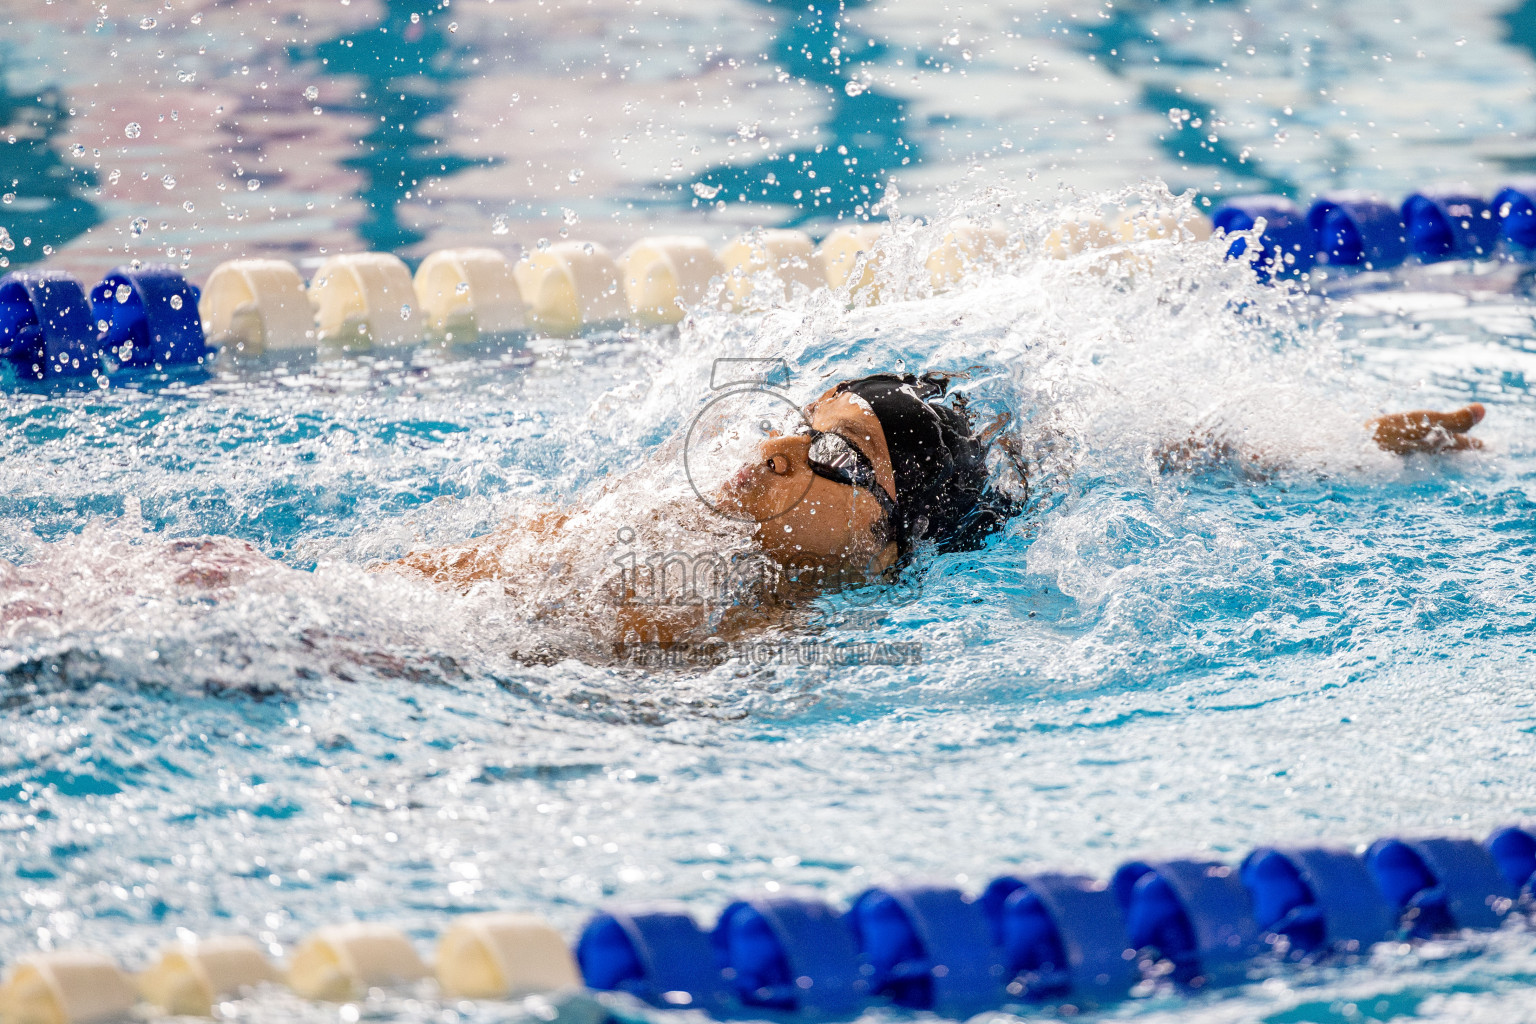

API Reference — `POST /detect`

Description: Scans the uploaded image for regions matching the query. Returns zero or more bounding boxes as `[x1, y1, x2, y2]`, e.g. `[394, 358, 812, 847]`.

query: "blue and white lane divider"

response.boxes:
[10, 179, 1536, 382]
[576, 825, 1536, 1018]
[2, 827, 1535, 1021]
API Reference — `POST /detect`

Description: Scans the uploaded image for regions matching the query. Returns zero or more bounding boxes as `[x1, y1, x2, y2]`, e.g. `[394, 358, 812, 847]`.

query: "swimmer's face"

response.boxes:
[719, 388, 900, 580]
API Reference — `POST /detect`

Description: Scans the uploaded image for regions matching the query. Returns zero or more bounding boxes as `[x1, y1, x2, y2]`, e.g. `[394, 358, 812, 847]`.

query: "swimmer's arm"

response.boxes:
[368, 509, 571, 588]
[1158, 403, 1487, 474]
[1365, 403, 1485, 455]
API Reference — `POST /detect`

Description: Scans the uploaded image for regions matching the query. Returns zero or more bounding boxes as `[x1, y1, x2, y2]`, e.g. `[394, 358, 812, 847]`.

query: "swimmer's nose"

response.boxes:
[758, 433, 809, 475]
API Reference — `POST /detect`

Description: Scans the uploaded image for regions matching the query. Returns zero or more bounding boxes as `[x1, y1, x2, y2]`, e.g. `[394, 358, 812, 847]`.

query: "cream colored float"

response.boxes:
[139, 937, 280, 1017]
[618, 236, 724, 325]
[308, 253, 421, 348]
[1043, 210, 1212, 260]
[514, 241, 626, 335]
[287, 924, 428, 1001]
[818, 224, 887, 297]
[925, 224, 1012, 289]
[719, 229, 825, 309]
[1043, 218, 1118, 258]
[0, 952, 138, 1024]
[434, 913, 581, 999]
[1112, 208, 1213, 243]
[413, 248, 524, 342]
[199, 259, 314, 355]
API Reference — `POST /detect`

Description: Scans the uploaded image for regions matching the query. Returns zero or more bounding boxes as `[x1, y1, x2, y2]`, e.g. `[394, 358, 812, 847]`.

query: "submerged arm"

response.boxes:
[369, 509, 570, 590]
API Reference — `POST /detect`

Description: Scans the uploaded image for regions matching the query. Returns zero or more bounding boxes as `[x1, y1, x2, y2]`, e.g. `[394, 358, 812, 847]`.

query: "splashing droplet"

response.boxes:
[183, 200, 195, 212]
[303, 86, 319, 102]
[139, 16, 157, 29]
[129, 217, 148, 238]
[115, 283, 132, 303]
[455, 281, 470, 295]
[247, 179, 261, 191]
[70, 143, 85, 157]
[491, 213, 509, 236]
[843, 80, 867, 97]
[169, 294, 183, 310]
[567, 168, 584, 184]
[162, 175, 176, 190]
[124, 122, 142, 139]
[399, 304, 412, 321]
[692, 182, 722, 199]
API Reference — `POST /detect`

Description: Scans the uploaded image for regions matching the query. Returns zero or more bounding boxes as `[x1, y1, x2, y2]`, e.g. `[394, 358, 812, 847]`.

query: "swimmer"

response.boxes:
[377, 373, 1487, 651]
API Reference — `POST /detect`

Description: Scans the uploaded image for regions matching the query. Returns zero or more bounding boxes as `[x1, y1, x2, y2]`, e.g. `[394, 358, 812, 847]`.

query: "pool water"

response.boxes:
[4, 190, 1536, 1021]
[6, 1, 1536, 1022]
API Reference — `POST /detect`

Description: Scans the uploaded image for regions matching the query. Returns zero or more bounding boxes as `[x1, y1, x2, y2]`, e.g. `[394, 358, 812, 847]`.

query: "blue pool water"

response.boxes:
[6, 1, 1536, 1022]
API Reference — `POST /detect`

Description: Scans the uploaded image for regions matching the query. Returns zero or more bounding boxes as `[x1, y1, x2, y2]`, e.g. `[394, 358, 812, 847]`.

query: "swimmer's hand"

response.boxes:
[1367, 403, 1485, 455]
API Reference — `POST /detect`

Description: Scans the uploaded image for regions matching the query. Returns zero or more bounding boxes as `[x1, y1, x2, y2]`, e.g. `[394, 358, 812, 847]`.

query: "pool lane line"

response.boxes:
[2, 826, 1533, 1022]
[6, 182, 1536, 383]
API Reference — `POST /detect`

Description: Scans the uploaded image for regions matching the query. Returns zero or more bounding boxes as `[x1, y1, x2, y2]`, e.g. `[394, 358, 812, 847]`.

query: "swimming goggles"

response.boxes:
[804, 428, 898, 523]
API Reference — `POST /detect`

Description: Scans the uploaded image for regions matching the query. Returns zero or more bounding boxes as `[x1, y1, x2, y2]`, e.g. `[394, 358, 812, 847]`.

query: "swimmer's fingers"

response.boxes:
[1368, 404, 1486, 454]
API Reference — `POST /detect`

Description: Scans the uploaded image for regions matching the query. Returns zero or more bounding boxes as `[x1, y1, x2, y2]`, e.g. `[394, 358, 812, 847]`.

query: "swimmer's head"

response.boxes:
[720, 371, 1024, 578]
[833, 372, 1023, 557]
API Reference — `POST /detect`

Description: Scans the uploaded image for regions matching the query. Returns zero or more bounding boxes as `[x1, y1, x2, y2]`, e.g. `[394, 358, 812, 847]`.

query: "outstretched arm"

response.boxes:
[1366, 403, 1484, 455]
[1159, 402, 1488, 475]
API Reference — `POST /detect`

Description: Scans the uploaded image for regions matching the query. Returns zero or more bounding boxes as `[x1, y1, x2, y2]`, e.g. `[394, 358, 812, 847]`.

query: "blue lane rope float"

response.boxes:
[0, 270, 101, 379]
[1210, 196, 1315, 278]
[710, 897, 870, 1017]
[1112, 858, 1262, 988]
[1306, 191, 1410, 270]
[89, 264, 207, 369]
[575, 908, 732, 1013]
[1487, 825, 1536, 896]
[1493, 178, 1536, 249]
[1364, 836, 1517, 936]
[1238, 846, 1398, 956]
[1400, 187, 1498, 261]
[845, 884, 1005, 1017]
[980, 872, 1136, 1001]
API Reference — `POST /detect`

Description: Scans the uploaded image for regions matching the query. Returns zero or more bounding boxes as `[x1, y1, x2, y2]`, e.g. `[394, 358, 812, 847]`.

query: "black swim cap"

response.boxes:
[834, 372, 1023, 556]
